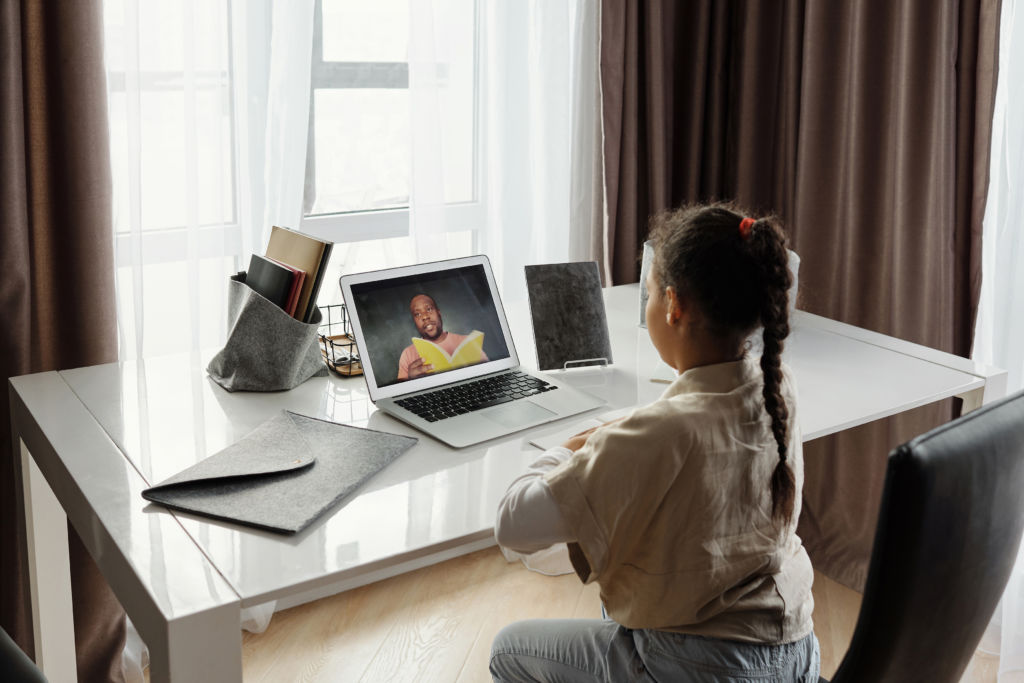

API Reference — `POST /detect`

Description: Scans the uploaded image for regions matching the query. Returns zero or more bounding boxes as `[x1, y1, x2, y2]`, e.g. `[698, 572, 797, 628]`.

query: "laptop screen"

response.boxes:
[344, 260, 513, 393]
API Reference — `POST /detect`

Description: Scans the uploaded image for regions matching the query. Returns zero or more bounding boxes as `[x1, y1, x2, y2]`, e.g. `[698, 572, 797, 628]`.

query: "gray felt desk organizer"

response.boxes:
[207, 274, 327, 392]
[142, 411, 418, 534]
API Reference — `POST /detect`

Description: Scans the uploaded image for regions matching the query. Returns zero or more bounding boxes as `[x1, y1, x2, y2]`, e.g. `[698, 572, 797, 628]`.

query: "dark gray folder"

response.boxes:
[525, 262, 612, 371]
[142, 411, 417, 534]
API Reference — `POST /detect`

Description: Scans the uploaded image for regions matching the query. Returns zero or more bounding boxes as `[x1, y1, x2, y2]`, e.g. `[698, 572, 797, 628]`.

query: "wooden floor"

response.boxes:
[236, 547, 1000, 682]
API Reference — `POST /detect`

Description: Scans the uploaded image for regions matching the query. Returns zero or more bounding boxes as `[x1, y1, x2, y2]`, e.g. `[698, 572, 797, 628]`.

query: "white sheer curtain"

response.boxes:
[260, 1, 315, 236]
[973, 1, 1024, 679]
[404, 0, 601, 302]
[474, 0, 602, 304]
[106, 0, 313, 361]
[322, 0, 602, 309]
[407, 0, 467, 263]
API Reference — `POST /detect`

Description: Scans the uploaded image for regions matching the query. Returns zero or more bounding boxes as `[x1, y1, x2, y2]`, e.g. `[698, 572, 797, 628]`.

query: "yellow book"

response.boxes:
[411, 331, 485, 372]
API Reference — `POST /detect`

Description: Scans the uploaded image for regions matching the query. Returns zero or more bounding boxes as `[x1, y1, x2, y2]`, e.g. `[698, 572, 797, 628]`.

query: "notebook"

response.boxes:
[246, 254, 296, 312]
[339, 255, 606, 448]
[265, 225, 333, 322]
[267, 257, 306, 317]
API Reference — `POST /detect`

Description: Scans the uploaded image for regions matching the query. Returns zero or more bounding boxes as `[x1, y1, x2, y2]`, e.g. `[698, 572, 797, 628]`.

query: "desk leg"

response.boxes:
[960, 371, 1008, 413]
[19, 440, 78, 682]
[148, 606, 243, 683]
[960, 368, 1013, 683]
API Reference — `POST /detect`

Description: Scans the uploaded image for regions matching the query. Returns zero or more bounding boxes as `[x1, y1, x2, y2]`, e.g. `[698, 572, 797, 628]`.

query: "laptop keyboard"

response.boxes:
[395, 371, 558, 422]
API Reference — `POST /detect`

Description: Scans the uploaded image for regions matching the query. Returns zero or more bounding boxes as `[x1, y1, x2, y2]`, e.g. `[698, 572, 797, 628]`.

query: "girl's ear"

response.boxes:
[664, 286, 683, 325]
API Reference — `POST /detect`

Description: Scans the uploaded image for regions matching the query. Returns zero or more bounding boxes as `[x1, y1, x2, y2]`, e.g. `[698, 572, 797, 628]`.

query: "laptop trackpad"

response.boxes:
[485, 401, 555, 429]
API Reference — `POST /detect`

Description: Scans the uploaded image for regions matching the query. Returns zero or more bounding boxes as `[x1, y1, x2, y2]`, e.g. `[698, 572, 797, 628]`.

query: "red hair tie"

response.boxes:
[739, 217, 755, 238]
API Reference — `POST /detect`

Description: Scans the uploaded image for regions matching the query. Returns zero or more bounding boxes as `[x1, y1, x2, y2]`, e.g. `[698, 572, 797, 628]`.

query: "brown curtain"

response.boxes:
[1, 1, 126, 680]
[602, 0, 1000, 589]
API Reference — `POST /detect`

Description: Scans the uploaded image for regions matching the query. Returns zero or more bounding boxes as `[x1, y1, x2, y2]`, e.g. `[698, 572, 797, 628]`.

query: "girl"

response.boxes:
[490, 204, 819, 682]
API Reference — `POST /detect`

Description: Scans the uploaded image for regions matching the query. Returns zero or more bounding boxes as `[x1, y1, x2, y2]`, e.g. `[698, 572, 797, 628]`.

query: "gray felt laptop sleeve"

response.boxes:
[142, 411, 417, 534]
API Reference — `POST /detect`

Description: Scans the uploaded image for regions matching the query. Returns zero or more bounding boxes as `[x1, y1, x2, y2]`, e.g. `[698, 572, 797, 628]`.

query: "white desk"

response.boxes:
[9, 284, 1006, 682]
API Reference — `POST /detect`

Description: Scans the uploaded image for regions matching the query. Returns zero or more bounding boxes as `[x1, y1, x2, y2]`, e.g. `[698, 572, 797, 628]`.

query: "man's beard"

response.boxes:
[421, 321, 443, 341]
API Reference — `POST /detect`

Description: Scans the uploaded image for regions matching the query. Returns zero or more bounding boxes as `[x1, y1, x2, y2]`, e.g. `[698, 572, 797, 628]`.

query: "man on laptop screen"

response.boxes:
[347, 262, 510, 388]
[399, 293, 490, 380]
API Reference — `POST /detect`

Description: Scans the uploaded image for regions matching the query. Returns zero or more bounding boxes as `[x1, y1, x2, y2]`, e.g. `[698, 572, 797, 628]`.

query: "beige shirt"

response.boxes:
[544, 358, 814, 644]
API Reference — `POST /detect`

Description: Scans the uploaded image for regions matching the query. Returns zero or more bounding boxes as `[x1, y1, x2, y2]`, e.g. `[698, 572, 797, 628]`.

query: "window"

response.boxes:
[106, 0, 480, 262]
[105, 0, 238, 266]
[301, 0, 481, 243]
[104, 0, 483, 356]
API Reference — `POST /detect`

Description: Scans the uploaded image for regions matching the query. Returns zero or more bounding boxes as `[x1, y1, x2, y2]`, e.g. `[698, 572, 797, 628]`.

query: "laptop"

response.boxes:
[339, 255, 606, 448]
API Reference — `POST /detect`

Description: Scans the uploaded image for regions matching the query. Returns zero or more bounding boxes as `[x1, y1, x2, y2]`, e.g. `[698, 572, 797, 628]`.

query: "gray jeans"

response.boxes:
[490, 619, 820, 682]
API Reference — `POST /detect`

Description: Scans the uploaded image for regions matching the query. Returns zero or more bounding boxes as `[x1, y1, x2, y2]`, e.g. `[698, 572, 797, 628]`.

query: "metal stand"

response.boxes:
[560, 357, 610, 370]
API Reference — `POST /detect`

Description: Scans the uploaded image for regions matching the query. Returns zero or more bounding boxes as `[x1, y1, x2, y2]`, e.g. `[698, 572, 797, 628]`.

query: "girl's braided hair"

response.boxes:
[649, 203, 795, 523]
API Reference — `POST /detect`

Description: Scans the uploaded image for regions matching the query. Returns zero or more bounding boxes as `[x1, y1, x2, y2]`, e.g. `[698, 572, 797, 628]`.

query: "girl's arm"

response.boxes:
[494, 447, 574, 554]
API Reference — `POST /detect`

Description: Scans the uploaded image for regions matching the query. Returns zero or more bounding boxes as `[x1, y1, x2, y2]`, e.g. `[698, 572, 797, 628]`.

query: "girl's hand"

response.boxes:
[561, 427, 598, 452]
[560, 418, 623, 451]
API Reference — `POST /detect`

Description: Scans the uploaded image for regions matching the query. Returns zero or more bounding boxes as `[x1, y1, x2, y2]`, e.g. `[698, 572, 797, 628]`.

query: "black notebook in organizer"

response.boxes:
[525, 261, 613, 371]
[142, 411, 417, 534]
[245, 253, 296, 310]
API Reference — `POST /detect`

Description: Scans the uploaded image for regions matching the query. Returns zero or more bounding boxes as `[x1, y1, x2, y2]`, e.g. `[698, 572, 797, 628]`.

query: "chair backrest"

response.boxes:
[0, 626, 46, 683]
[832, 389, 1024, 683]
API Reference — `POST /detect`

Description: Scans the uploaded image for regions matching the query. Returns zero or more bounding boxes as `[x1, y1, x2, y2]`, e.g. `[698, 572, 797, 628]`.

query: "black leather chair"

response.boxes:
[0, 626, 46, 683]
[821, 389, 1024, 683]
